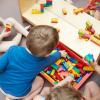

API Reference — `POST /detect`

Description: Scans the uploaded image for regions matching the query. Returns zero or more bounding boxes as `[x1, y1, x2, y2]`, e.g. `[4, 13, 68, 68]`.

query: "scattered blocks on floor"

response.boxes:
[73, 8, 84, 15]
[51, 18, 58, 23]
[62, 8, 67, 15]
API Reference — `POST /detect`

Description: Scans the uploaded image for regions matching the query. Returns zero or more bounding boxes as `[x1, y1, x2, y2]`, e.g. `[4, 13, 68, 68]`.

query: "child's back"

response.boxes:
[0, 45, 44, 96]
[0, 25, 63, 99]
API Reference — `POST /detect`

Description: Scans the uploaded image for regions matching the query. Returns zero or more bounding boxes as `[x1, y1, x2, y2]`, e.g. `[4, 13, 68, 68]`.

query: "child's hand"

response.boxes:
[1, 29, 11, 38]
[54, 76, 74, 88]
[59, 50, 67, 58]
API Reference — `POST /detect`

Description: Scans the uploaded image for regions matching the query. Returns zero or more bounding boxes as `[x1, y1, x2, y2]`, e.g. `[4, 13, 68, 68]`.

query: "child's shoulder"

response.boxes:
[8, 45, 25, 52]
[9, 45, 23, 49]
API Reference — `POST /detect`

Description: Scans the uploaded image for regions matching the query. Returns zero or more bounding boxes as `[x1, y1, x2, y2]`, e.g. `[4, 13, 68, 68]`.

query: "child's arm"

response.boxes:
[84, 0, 98, 12]
[40, 50, 67, 69]
[54, 76, 74, 88]
[0, 17, 5, 41]
[0, 17, 30, 52]
[0, 26, 29, 52]
[0, 33, 22, 52]
[0, 34, 4, 41]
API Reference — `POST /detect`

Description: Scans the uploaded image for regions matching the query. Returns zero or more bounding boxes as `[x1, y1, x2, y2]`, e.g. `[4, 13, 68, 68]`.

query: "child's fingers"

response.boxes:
[59, 50, 67, 58]
[1, 30, 12, 37]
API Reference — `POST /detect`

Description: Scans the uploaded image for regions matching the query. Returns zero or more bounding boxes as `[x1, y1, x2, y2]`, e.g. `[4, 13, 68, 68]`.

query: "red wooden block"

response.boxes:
[76, 63, 83, 68]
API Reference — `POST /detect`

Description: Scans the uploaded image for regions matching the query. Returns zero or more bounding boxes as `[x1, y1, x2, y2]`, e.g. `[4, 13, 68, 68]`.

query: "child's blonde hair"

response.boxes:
[26, 25, 59, 57]
[46, 84, 85, 100]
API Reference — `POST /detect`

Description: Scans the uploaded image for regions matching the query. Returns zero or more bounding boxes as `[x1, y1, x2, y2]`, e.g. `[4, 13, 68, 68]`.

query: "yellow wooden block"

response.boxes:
[83, 66, 94, 72]
[32, 9, 41, 14]
[51, 70, 55, 76]
[67, 61, 73, 68]
[94, 34, 100, 40]
[68, 66, 74, 71]
[73, 8, 84, 15]
[55, 59, 62, 65]
[51, 18, 58, 23]
[90, 35, 100, 46]
[5, 24, 12, 29]
[72, 70, 80, 77]
[62, 8, 67, 15]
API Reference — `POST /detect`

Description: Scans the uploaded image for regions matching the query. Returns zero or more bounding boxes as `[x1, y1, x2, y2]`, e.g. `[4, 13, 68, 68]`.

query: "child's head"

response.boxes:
[26, 25, 59, 57]
[46, 84, 85, 100]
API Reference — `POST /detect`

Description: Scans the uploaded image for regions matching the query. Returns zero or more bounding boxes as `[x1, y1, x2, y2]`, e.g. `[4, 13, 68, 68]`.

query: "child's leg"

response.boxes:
[40, 87, 51, 97]
[23, 76, 44, 100]
[84, 81, 100, 99]
[33, 95, 43, 100]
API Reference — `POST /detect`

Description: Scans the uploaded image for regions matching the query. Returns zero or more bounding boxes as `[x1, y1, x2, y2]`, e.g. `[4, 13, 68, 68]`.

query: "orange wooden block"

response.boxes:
[83, 66, 94, 72]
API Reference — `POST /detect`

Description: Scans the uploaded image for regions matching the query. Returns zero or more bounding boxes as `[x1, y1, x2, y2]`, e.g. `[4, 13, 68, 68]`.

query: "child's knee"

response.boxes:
[37, 76, 44, 85]
[85, 81, 96, 88]
[5, 96, 12, 100]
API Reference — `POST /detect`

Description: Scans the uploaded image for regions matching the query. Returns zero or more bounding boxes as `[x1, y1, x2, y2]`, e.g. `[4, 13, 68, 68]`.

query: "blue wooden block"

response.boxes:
[76, 76, 82, 83]
[62, 65, 67, 71]
[62, 62, 69, 69]
[70, 58, 78, 64]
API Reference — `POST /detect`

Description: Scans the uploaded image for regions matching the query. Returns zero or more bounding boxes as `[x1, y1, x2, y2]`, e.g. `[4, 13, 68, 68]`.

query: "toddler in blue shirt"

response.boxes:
[0, 24, 67, 100]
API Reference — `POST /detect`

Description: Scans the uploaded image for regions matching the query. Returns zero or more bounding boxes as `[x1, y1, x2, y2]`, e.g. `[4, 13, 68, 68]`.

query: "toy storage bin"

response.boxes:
[40, 42, 93, 90]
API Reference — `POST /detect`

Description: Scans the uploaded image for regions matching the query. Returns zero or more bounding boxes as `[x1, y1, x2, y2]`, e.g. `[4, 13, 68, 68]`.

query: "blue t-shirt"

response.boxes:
[0, 46, 61, 97]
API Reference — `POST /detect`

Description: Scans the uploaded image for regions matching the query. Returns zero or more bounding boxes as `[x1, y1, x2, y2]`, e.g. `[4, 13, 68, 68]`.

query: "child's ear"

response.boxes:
[97, 54, 100, 65]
